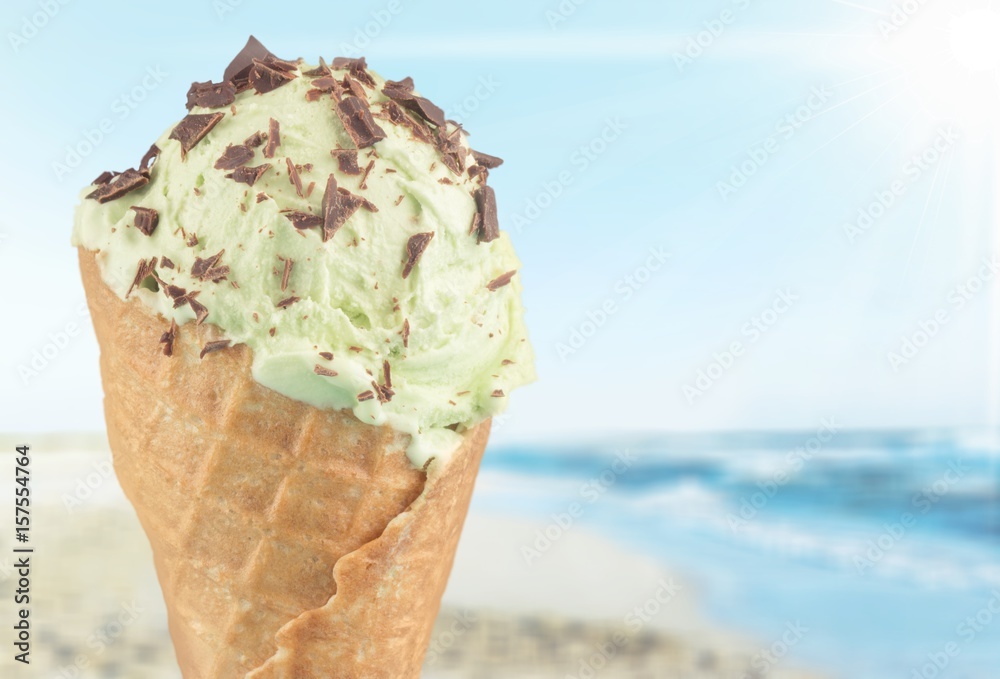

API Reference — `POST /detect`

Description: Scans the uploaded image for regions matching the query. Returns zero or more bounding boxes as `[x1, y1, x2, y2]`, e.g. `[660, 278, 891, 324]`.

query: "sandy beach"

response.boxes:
[0, 440, 828, 678]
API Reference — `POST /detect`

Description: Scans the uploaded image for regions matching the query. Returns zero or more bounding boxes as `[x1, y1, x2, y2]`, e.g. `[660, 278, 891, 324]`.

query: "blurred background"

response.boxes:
[1, 0, 999, 677]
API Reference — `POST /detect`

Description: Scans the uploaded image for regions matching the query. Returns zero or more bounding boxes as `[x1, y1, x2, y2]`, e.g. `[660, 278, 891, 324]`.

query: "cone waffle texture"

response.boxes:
[79, 249, 490, 678]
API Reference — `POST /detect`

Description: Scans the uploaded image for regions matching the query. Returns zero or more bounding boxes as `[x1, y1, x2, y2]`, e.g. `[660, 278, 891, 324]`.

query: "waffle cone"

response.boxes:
[79, 249, 490, 678]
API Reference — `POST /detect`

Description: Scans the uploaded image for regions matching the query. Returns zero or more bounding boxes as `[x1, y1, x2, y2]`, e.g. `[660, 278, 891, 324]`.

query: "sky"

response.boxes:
[1, 0, 999, 442]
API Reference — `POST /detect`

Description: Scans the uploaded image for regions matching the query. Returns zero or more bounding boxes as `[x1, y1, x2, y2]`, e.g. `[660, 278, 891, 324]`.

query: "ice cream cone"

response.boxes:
[80, 249, 490, 678]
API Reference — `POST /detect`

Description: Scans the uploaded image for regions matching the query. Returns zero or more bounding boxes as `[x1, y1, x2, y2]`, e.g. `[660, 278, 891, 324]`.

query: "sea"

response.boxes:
[474, 428, 1000, 679]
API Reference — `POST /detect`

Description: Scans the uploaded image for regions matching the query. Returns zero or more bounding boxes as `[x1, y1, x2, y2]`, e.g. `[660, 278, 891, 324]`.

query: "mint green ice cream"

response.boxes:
[72, 40, 534, 466]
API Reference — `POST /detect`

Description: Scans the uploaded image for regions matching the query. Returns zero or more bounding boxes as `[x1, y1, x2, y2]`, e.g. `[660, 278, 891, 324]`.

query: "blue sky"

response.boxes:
[1, 0, 998, 441]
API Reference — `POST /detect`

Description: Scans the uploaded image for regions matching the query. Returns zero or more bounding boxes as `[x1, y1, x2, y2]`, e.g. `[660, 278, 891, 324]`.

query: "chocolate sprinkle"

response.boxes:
[170, 112, 225, 157]
[332, 149, 361, 175]
[284, 211, 323, 230]
[472, 150, 504, 169]
[86, 169, 149, 203]
[160, 257, 175, 269]
[382, 360, 392, 388]
[130, 207, 159, 236]
[215, 144, 255, 170]
[281, 258, 294, 291]
[226, 164, 271, 186]
[373, 380, 394, 403]
[186, 80, 237, 110]
[475, 186, 500, 243]
[402, 232, 434, 279]
[285, 157, 304, 197]
[319, 351, 334, 361]
[139, 144, 161, 173]
[159, 319, 178, 357]
[314, 365, 338, 378]
[224, 36, 277, 89]
[264, 118, 281, 158]
[277, 296, 300, 309]
[357, 390, 376, 402]
[200, 339, 231, 359]
[487, 270, 517, 291]
[336, 97, 386, 149]
[359, 160, 375, 190]
[402, 318, 410, 348]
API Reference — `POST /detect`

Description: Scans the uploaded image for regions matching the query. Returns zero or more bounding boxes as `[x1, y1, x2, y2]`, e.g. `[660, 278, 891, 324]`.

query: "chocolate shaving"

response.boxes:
[402, 318, 410, 348]
[319, 351, 334, 361]
[91, 171, 117, 185]
[333, 149, 361, 174]
[160, 257, 175, 269]
[314, 365, 338, 378]
[256, 192, 269, 203]
[382, 77, 446, 127]
[372, 380, 394, 403]
[215, 144, 255, 170]
[264, 118, 281, 158]
[200, 339, 231, 359]
[191, 249, 229, 283]
[321, 174, 374, 242]
[491, 389, 506, 398]
[502, 359, 515, 365]
[159, 319, 178, 357]
[472, 150, 504, 169]
[86, 168, 149, 203]
[382, 360, 392, 388]
[186, 80, 236, 110]
[224, 36, 277, 89]
[342, 75, 367, 99]
[139, 144, 161, 173]
[357, 390, 376, 402]
[487, 270, 517, 291]
[303, 57, 331, 77]
[244, 130, 266, 147]
[250, 58, 296, 94]
[336, 97, 386, 149]
[186, 233, 199, 247]
[277, 296, 300, 309]
[402, 232, 434, 279]
[130, 206, 159, 236]
[359, 160, 375, 190]
[285, 157, 304, 197]
[226, 164, 270, 186]
[475, 186, 500, 243]
[126, 257, 158, 298]
[170, 113, 225, 157]
[284, 211, 323, 230]
[281, 258, 293, 291]
[349, 346, 363, 353]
